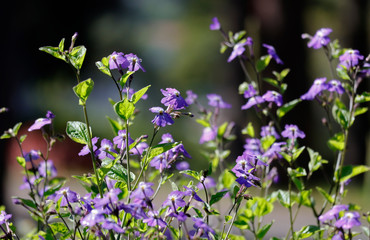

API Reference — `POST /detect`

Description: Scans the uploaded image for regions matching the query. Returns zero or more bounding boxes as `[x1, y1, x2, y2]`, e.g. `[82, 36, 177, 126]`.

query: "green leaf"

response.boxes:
[49, 222, 71, 236]
[241, 122, 254, 137]
[288, 167, 307, 178]
[58, 38, 65, 52]
[247, 197, 274, 217]
[354, 107, 368, 117]
[292, 146, 306, 161]
[65, 121, 90, 145]
[39, 44, 66, 62]
[355, 92, 370, 103]
[107, 165, 135, 184]
[307, 147, 328, 174]
[332, 99, 352, 129]
[68, 45, 86, 70]
[16, 156, 26, 168]
[220, 43, 228, 54]
[327, 132, 345, 151]
[233, 31, 246, 42]
[336, 66, 350, 80]
[210, 190, 228, 206]
[96, 57, 111, 77]
[277, 99, 301, 118]
[295, 225, 320, 239]
[119, 71, 134, 88]
[147, 142, 179, 161]
[131, 85, 151, 104]
[19, 134, 27, 144]
[221, 170, 236, 188]
[298, 190, 312, 207]
[196, 119, 210, 127]
[217, 122, 228, 138]
[114, 99, 135, 121]
[256, 55, 272, 72]
[276, 190, 291, 208]
[13, 122, 22, 136]
[73, 78, 94, 105]
[180, 170, 201, 181]
[257, 221, 273, 239]
[316, 186, 334, 204]
[261, 135, 276, 151]
[224, 215, 232, 222]
[13, 197, 37, 209]
[338, 165, 370, 183]
[106, 116, 124, 135]
[263, 77, 280, 89]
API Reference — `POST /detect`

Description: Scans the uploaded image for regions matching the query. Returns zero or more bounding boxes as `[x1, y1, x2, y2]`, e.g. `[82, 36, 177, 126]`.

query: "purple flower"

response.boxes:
[183, 186, 204, 202]
[301, 77, 329, 100]
[260, 125, 280, 139]
[162, 191, 186, 210]
[228, 41, 248, 62]
[328, 79, 345, 95]
[209, 17, 221, 31]
[199, 127, 217, 144]
[0, 210, 12, 225]
[109, 51, 129, 70]
[192, 217, 215, 238]
[130, 142, 148, 155]
[241, 96, 265, 110]
[130, 182, 154, 200]
[243, 138, 263, 156]
[97, 139, 118, 160]
[113, 130, 134, 150]
[281, 124, 305, 140]
[79, 137, 99, 156]
[150, 154, 170, 172]
[338, 49, 364, 69]
[38, 160, 57, 178]
[94, 188, 121, 208]
[149, 107, 174, 127]
[172, 144, 192, 159]
[176, 161, 190, 171]
[125, 53, 145, 72]
[120, 203, 147, 219]
[185, 90, 198, 105]
[262, 142, 285, 160]
[232, 152, 267, 177]
[207, 94, 231, 109]
[80, 208, 107, 228]
[160, 133, 174, 143]
[101, 220, 125, 233]
[235, 169, 261, 188]
[319, 204, 349, 223]
[302, 28, 332, 49]
[24, 150, 40, 162]
[160, 88, 188, 110]
[243, 84, 257, 98]
[51, 187, 79, 207]
[335, 211, 361, 230]
[143, 211, 167, 229]
[262, 91, 283, 107]
[28, 111, 55, 132]
[262, 44, 284, 64]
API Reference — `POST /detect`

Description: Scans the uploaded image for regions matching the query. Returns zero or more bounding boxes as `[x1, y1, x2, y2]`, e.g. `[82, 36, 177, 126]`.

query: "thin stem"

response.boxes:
[201, 181, 210, 224]
[224, 199, 242, 240]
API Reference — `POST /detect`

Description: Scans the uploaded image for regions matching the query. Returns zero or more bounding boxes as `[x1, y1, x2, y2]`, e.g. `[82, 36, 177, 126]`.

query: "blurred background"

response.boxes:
[0, 0, 369, 237]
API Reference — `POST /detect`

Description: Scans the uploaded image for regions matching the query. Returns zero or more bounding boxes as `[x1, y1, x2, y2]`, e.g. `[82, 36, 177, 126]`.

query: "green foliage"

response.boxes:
[73, 78, 94, 105]
[114, 98, 135, 121]
[65, 121, 91, 145]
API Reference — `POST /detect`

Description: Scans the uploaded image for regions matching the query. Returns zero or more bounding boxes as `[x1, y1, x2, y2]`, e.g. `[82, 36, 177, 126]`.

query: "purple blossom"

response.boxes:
[243, 138, 263, 156]
[281, 124, 305, 140]
[185, 90, 198, 105]
[192, 217, 216, 238]
[235, 169, 261, 188]
[176, 161, 190, 171]
[150, 154, 170, 172]
[243, 84, 257, 98]
[209, 17, 221, 31]
[199, 127, 217, 144]
[80, 208, 107, 228]
[168, 211, 188, 222]
[125, 53, 145, 72]
[28, 111, 55, 132]
[113, 130, 134, 150]
[143, 211, 167, 229]
[24, 150, 40, 162]
[262, 142, 286, 160]
[160, 88, 188, 110]
[335, 211, 361, 230]
[338, 49, 364, 69]
[318, 204, 349, 223]
[228, 41, 248, 62]
[160, 133, 174, 143]
[172, 144, 192, 159]
[301, 77, 329, 100]
[79, 137, 99, 156]
[109, 51, 129, 70]
[162, 191, 186, 210]
[130, 142, 148, 155]
[302, 28, 332, 49]
[241, 96, 265, 110]
[51, 187, 79, 207]
[206, 94, 231, 108]
[94, 188, 121, 208]
[328, 79, 345, 95]
[0, 210, 12, 225]
[183, 186, 204, 202]
[119, 203, 147, 219]
[149, 107, 174, 127]
[262, 44, 284, 64]
[262, 90, 283, 106]
[97, 139, 118, 160]
[38, 160, 57, 178]
[130, 182, 154, 200]
[232, 152, 267, 177]
[101, 220, 125, 233]
[260, 125, 280, 139]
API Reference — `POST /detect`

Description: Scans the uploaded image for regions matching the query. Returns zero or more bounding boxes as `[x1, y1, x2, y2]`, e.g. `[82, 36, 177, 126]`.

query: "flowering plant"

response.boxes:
[1, 17, 369, 240]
